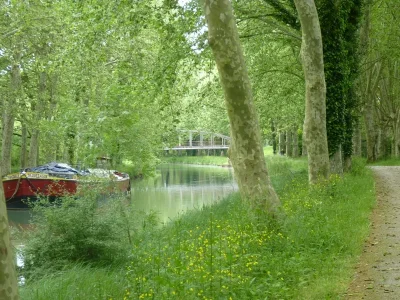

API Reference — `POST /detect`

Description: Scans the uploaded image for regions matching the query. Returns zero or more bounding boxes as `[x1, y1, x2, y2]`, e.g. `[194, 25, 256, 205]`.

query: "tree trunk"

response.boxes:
[343, 156, 352, 172]
[271, 120, 277, 154]
[203, 0, 280, 215]
[360, 2, 380, 163]
[286, 130, 293, 157]
[294, 0, 330, 184]
[330, 146, 343, 175]
[364, 105, 378, 162]
[1, 110, 14, 176]
[2, 51, 21, 175]
[0, 166, 19, 299]
[29, 71, 46, 167]
[20, 123, 27, 169]
[292, 126, 299, 157]
[352, 121, 362, 156]
[302, 129, 307, 156]
[279, 131, 285, 155]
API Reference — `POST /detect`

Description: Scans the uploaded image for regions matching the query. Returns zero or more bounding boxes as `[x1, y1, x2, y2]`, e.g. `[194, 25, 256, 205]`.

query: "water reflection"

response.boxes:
[131, 164, 237, 223]
[7, 164, 237, 226]
[7, 209, 33, 228]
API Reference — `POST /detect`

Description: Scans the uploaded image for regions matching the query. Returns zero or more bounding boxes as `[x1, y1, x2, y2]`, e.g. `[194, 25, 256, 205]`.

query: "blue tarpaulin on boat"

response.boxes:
[25, 162, 82, 175]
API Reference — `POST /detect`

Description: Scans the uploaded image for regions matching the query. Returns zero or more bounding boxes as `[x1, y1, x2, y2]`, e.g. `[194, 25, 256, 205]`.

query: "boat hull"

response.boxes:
[3, 173, 78, 209]
[3, 172, 130, 209]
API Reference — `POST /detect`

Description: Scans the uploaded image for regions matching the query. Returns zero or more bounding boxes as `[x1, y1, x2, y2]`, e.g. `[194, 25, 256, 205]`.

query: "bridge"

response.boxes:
[164, 130, 231, 150]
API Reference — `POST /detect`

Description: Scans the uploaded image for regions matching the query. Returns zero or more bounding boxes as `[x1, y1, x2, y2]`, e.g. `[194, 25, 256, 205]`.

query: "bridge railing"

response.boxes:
[163, 130, 231, 150]
[176, 141, 230, 147]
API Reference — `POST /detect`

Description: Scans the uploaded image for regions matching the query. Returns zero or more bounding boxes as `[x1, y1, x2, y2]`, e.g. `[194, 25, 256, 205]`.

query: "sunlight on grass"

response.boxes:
[123, 159, 375, 299]
[20, 157, 375, 300]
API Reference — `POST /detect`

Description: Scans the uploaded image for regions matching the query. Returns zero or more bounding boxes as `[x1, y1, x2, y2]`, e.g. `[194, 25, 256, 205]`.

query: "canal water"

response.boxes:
[7, 164, 238, 226]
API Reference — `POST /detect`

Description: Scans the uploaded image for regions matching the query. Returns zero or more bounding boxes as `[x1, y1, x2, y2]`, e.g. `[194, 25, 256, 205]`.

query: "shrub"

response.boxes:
[21, 188, 148, 281]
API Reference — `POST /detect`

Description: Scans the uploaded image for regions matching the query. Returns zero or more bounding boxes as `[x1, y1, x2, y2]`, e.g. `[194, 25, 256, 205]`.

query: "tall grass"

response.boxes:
[19, 157, 375, 300]
[19, 265, 127, 300]
[123, 163, 375, 299]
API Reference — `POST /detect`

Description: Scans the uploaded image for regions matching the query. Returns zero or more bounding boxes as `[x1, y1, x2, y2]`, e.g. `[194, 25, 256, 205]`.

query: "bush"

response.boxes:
[21, 189, 148, 281]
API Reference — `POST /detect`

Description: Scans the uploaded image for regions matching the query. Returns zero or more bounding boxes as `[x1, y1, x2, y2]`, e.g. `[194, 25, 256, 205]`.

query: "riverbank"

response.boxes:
[18, 157, 376, 299]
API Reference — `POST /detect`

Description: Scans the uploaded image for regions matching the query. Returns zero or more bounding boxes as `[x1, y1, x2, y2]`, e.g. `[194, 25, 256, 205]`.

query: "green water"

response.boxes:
[7, 164, 237, 226]
[131, 164, 237, 223]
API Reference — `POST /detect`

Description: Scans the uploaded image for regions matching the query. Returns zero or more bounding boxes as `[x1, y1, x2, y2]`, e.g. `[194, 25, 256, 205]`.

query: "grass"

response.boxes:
[19, 265, 127, 300]
[160, 146, 299, 167]
[19, 156, 376, 300]
[123, 163, 375, 299]
[367, 157, 400, 166]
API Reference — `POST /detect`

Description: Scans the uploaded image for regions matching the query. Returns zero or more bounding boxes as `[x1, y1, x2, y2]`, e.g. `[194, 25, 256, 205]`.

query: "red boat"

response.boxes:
[3, 162, 130, 209]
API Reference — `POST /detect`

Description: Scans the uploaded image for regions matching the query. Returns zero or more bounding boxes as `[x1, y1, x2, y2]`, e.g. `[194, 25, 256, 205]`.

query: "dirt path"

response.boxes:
[346, 166, 400, 299]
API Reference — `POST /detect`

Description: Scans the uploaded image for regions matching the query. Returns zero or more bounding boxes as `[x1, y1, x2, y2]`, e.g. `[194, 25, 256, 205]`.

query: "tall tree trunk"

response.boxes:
[0, 165, 19, 299]
[2, 51, 21, 175]
[302, 129, 307, 156]
[271, 120, 277, 154]
[29, 71, 46, 167]
[292, 125, 299, 157]
[352, 121, 362, 156]
[286, 130, 293, 157]
[294, 0, 330, 184]
[20, 123, 27, 169]
[279, 131, 285, 155]
[203, 0, 280, 215]
[330, 145, 343, 175]
[66, 127, 76, 166]
[45, 74, 58, 162]
[360, 0, 380, 162]
[364, 105, 378, 162]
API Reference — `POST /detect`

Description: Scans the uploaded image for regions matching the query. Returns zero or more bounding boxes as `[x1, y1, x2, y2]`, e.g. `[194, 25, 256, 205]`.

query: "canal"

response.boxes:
[7, 163, 238, 226]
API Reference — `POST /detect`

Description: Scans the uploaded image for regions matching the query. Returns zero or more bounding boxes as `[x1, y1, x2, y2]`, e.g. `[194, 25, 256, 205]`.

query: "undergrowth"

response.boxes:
[19, 157, 375, 300]
[124, 164, 375, 299]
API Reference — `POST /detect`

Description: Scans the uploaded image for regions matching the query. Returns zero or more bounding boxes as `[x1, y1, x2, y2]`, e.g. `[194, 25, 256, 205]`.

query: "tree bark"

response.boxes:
[279, 131, 285, 155]
[2, 51, 21, 176]
[203, 0, 280, 215]
[352, 121, 362, 156]
[271, 120, 277, 154]
[294, 0, 330, 184]
[364, 103, 378, 162]
[286, 130, 293, 157]
[20, 123, 27, 169]
[292, 125, 299, 157]
[0, 166, 19, 299]
[302, 129, 307, 156]
[29, 71, 46, 167]
[330, 145, 343, 175]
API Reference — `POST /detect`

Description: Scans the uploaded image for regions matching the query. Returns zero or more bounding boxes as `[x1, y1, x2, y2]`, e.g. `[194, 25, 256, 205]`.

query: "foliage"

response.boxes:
[20, 190, 150, 281]
[253, 0, 364, 162]
[0, 0, 199, 172]
[124, 166, 375, 299]
[18, 157, 375, 299]
[19, 264, 127, 300]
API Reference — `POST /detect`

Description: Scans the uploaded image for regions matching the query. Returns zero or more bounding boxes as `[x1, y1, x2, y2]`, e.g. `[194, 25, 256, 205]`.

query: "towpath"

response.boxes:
[346, 166, 400, 299]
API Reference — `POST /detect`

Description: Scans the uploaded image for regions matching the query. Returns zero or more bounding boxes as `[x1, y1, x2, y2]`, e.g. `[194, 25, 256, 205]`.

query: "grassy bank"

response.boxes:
[19, 158, 375, 299]
[367, 157, 400, 166]
[161, 146, 302, 168]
